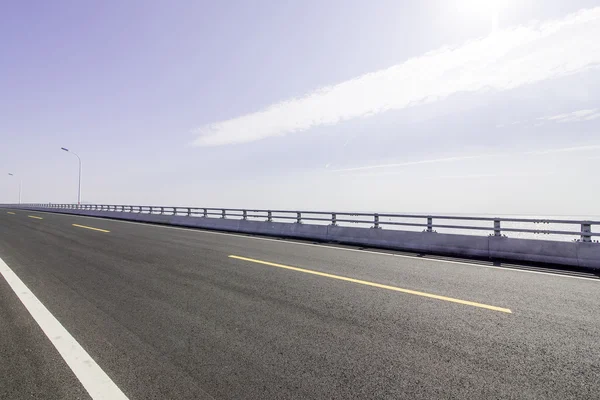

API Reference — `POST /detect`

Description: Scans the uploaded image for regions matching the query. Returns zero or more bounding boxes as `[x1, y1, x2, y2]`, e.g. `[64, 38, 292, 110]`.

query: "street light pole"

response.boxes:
[61, 147, 82, 204]
[8, 173, 21, 204]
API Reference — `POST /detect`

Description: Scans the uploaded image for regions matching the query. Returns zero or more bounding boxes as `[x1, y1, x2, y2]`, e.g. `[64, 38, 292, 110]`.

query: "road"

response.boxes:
[1, 208, 599, 399]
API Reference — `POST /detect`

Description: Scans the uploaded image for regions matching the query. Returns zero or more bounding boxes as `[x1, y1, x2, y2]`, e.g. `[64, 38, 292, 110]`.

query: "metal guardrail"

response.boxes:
[6, 203, 599, 243]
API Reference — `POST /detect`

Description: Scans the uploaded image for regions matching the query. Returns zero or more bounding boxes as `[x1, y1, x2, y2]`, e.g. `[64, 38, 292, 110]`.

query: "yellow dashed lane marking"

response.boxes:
[72, 224, 110, 233]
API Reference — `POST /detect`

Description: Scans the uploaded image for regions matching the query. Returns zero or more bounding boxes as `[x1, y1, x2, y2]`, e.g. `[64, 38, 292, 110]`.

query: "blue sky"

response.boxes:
[1, 0, 599, 215]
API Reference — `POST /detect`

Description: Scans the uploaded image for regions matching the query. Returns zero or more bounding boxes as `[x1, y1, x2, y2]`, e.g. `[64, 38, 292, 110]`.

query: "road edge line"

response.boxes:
[0, 256, 129, 400]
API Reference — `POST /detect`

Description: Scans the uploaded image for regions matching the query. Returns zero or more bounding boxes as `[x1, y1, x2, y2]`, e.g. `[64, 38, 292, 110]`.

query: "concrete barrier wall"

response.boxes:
[327, 226, 491, 258]
[16, 207, 600, 270]
[488, 237, 579, 267]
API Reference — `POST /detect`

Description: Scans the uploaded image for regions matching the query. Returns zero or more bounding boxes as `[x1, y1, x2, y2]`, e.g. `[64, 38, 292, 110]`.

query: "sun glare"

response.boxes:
[456, 0, 515, 33]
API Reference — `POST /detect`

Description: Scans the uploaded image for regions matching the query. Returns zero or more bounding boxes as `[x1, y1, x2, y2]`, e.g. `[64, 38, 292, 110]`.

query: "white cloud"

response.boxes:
[524, 144, 600, 155]
[537, 108, 600, 123]
[424, 172, 555, 180]
[338, 143, 600, 176]
[192, 7, 600, 147]
[332, 154, 495, 172]
[496, 121, 522, 128]
[495, 106, 600, 132]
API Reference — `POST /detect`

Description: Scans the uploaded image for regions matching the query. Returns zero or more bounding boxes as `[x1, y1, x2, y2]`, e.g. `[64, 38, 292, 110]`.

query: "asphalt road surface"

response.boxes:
[1, 208, 599, 399]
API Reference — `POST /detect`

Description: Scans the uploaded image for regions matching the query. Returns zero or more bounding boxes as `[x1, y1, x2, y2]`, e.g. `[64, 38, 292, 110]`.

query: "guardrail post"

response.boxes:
[426, 217, 433, 232]
[160, 207, 164, 215]
[267, 211, 272, 222]
[243, 210, 247, 220]
[222, 209, 226, 219]
[203, 208, 208, 217]
[187, 208, 192, 217]
[494, 219, 501, 237]
[373, 213, 380, 229]
[331, 213, 337, 226]
[149, 206, 153, 214]
[581, 222, 592, 242]
[296, 212, 302, 224]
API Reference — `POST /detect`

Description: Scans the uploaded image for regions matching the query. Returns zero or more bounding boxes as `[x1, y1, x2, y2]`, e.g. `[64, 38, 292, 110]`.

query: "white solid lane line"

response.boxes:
[0, 256, 129, 400]
[69, 214, 600, 282]
[8, 208, 600, 282]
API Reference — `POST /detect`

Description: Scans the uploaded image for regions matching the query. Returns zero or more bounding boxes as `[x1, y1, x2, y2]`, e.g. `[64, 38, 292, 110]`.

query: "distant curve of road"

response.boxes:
[1, 208, 599, 399]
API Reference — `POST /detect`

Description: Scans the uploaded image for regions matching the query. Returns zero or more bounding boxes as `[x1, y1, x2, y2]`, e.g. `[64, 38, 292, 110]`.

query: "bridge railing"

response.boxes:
[7, 203, 599, 243]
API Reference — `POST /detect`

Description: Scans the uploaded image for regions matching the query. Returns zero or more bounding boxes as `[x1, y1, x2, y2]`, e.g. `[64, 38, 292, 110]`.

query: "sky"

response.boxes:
[1, 0, 599, 215]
